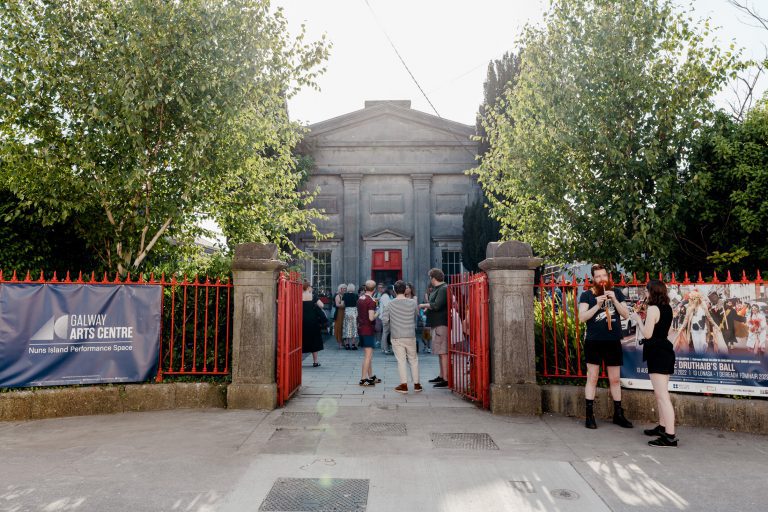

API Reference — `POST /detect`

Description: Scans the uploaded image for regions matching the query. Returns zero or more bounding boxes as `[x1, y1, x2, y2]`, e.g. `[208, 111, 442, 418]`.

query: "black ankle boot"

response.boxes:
[585, 399, 597, 429]
[612, 401, 634, 428]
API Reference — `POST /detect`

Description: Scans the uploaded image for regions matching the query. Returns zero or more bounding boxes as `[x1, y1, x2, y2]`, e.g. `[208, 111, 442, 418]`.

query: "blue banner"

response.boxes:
[0, 284, 161, 388]
[620, 283, 768, 397]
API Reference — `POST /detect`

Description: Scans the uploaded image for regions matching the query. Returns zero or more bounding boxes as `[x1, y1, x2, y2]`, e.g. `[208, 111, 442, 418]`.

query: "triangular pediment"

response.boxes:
[362, 228, 412, 241]
[306, 101, 475, 144]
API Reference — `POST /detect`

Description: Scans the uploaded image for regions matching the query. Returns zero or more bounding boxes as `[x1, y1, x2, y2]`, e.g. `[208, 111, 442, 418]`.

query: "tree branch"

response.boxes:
[131, 216, 173, 270]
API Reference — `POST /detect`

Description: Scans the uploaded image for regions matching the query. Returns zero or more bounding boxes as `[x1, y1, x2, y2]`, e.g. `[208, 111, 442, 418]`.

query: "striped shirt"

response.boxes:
[381, 297, 418, 339]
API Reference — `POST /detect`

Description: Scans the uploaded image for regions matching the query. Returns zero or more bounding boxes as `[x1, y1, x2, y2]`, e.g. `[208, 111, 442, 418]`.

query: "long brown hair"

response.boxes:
[646, 280, 669, 306]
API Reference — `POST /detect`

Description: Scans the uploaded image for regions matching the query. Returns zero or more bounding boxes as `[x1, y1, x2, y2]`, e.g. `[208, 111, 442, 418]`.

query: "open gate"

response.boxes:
[276, 271, 303, 406]
[447, 272, 490, 409]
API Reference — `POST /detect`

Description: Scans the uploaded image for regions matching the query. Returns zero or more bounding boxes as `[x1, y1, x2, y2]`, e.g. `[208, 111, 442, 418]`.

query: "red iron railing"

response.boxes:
[157, 275, 233, 380]
[536, 270, 765, 379]
[0, 270, 233, 381]
[277, 271, 303, 406]
[447, 272, 491, 409]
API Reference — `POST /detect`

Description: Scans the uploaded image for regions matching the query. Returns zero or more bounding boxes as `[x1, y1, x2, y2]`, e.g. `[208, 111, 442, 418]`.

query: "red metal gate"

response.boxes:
[447, 272, 490, 409]
[277, 271, 303, 406]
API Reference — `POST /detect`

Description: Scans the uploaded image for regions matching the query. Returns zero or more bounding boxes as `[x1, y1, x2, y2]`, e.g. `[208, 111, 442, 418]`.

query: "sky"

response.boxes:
[275, 0, 768, 127]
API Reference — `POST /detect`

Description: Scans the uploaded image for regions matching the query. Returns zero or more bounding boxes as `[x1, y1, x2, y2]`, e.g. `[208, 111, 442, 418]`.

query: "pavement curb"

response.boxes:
[0, 382, 227, 421]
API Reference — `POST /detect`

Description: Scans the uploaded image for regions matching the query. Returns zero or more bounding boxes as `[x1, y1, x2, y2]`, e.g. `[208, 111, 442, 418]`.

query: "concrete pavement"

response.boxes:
[1, 337, 767, 512]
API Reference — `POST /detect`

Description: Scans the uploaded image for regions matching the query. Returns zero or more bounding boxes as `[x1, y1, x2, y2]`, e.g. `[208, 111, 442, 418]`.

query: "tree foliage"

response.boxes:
[461, 196, 501, 272]
[671, 104, 768, 274]
[0, 0, 330, 275]
[475, 51, 521, 159]
[475, 0, 740, 272]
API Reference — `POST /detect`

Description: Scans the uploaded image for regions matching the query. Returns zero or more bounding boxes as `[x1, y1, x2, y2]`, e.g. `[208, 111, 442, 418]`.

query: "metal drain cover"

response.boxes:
[351, 422, 407, 436]
[430, 432, 499, 450]
[272, 412, 322, 427]
[259, 477, 369, 511]
[550, 488, 580, 500]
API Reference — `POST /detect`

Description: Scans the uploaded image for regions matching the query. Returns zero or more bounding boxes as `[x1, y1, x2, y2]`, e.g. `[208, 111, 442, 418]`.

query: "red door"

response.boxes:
[371, 250, 402, 285]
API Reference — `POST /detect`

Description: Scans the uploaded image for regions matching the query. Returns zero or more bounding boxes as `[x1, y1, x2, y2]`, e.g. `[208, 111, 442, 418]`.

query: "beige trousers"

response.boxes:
[391, 337, 419, 384]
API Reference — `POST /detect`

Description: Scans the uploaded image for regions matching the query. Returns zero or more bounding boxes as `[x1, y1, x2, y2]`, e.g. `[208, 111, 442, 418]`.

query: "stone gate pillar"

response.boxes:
[479, 241, 543, 415]
[227, 243, 287, 410]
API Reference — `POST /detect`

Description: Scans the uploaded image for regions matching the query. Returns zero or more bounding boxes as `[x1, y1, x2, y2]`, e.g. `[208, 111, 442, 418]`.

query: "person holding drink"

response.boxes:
[631, 280, 678, 447]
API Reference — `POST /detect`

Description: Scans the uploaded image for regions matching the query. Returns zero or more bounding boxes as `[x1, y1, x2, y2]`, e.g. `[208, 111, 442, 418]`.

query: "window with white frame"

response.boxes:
[310, 251, 332, 296]
[441, 250, 465, 280]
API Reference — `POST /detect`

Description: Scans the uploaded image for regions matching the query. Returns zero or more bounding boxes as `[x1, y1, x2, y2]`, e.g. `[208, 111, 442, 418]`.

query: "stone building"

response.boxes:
[297, 100, 481, 297]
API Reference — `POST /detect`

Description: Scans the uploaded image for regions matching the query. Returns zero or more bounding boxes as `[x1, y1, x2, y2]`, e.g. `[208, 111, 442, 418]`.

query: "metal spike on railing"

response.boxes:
[51, 271, 58, 283]
[37, 270, 44, 282]
[11, 270, 18, 282]
[90, 271, 96, 283]
[757, 270, 763, 283]
[683, 272, 690, 284]
[712, 271, 720, 284]
[741, 270, 749, 284]
[631, 272, 638, 285]
[658, 272, 663, 281]
[102, 272, 108, 283]
[125, 272, 132, 283]
[24, 271, 32, 283]
[697, 272, 704, 284]
[644, 272, 650, 284]
[725, 271, 733, 284]
[64, 271, 71, 283]
[0, 270, 3, 282]
[618, 273, 627, 286]
[670, 273, 678, 285]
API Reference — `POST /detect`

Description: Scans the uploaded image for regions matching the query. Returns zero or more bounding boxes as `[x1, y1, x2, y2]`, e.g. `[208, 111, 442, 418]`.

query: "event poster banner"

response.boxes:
[0, 283, 161, 388]
[620, 282, 768, 397]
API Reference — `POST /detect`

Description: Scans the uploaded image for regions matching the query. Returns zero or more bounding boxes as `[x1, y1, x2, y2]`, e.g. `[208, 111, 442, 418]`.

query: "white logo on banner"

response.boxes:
[30, 316, 70, 341]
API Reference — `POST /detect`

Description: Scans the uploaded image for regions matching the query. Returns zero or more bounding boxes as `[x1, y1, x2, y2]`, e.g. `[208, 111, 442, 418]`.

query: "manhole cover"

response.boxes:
[259, 477, 369, 511]
[550, 489, 580, 500]
[509, 481, 535, 493]
[351, 422, 407, 436]
[429, 433, 499, 450]
[272, 412, 322, 427]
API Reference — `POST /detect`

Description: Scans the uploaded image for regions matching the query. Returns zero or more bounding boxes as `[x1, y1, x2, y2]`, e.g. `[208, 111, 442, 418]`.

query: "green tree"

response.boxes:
[462, 196, 501, 272]
[475, 0, 739, 272]
[0, 189, 100, 275]
[0, 0, 330, 275]
[475, 51, 521, 159]
[671, 104, 768, 274]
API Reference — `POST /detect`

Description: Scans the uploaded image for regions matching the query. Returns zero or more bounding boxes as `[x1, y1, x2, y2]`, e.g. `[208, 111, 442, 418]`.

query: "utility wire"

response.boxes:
[362, 0, 442, 118]
[361, 0, 481, 163]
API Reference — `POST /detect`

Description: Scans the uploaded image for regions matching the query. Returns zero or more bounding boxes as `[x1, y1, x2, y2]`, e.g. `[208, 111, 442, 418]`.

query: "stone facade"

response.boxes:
[298, 100, 481, 296]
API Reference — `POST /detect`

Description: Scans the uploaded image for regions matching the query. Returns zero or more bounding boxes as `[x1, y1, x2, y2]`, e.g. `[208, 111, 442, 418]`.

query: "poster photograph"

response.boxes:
[620, 281, 768, 397]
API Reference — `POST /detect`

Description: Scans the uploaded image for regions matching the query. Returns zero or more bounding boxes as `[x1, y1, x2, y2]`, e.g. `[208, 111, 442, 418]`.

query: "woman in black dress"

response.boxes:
[302, 282, 327, 367]
[631, 280, 678, 447]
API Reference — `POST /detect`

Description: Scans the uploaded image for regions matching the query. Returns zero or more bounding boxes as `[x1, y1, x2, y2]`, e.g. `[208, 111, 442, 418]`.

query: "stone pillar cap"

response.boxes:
[232, 243, 287, 272]
[479, 241, 543, 271]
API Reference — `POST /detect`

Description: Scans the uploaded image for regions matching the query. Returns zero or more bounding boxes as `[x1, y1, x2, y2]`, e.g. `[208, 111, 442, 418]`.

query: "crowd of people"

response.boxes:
[300, 268, 452, 393]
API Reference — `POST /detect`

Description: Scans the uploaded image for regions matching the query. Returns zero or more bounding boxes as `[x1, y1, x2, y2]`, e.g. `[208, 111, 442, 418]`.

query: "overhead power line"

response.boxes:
[362, 0, 442, 118]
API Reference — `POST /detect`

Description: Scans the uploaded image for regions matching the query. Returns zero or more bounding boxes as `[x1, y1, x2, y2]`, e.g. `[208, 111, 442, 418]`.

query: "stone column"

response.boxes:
[227, 243, 287, 410]
[479, 241, 543, 415]
[342, 174, 362, 284]
[412, 174, 432, 294]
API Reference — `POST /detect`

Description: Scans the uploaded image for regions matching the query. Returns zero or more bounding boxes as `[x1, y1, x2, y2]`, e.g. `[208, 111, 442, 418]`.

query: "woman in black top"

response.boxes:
[302, 282, 327, 367]
[631, 280, 678, 447]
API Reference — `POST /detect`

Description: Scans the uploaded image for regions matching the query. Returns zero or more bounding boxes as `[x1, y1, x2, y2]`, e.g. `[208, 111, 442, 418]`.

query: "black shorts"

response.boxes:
[584, 338, 623, 367]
